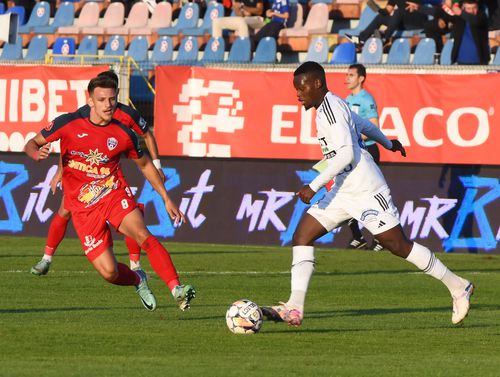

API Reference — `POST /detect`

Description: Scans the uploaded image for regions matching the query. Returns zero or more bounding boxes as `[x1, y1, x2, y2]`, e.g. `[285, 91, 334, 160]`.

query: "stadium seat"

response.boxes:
[412, 38, 436, 65]
[227, 36, 251, 63]
[101, 35, 126, 63]
[310, 0, 333, 3]
[5, 5, 26, 25]
[0, 3, 4, 14]
[279, 3, 328, 36]
[52, 37, 76, 61]
[76, 35, 98, 62]
[58, 1, 100, 34]
[151, 36, 174, 65]
[252, 37, 277, 64]
[440, 38, 453, 65]
[175, 36, 199, 64]
[34, 2, 75, 34]
[201, 37, 225, 63]
[493, 47, 500, 65]
[305, 36, 329, 63]
[24, 35, 48, 61]
[183, 2, 223, 36]
[157, 3, 199, 36]
[18, 2, 51, 34]
[130, 1, 172, 36]
[0, 36, 23, 61]
[330, 42, 356, 64]
[338, 6, 377, 37]
[359, 37, 383, 64]
[386, 38, 411, 65]
[127, 36, 149, 64]
[81, 2, 125, 35]
[106, 2, 149, 35]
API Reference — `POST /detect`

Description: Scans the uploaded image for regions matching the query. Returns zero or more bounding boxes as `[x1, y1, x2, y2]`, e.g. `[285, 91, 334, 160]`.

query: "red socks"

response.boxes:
[45, 213, 70, 256]
[111, 263, 140, 286]
[125, 236, 141, 262]
[141, 235, 180, 290]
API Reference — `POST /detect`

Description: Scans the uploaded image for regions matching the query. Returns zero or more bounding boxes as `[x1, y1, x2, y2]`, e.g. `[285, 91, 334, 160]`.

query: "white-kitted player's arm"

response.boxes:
[352, 112, 392, 149]
[308, 146, 353, 192]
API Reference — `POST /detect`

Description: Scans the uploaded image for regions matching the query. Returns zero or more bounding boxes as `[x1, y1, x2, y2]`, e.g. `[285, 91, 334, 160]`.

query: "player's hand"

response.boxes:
[50, 171, 62, 194]
[390, 139, 406, 157]
[296, 185, 316, 204]
[164, 199, 187, 227]
[156, 168, 166, 183]
[36, 143, 51, 161]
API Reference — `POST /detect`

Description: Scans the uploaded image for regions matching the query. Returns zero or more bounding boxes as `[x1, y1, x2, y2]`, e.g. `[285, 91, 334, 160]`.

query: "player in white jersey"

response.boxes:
[262, 61, 474, 327]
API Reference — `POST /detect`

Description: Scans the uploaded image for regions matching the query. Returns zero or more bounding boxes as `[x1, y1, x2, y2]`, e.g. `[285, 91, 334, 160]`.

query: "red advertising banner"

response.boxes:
[154, 66, 500, 165]
[0, 65, 105, 152]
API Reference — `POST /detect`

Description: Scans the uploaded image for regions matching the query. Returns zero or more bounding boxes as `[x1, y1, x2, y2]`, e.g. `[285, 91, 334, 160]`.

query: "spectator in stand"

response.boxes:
[346, 0, 427, 46]
[423, 0, 458, 54]
[212, 0, 264, 37]
[451, 0, 489, 64]
[253, 0, 289, 47]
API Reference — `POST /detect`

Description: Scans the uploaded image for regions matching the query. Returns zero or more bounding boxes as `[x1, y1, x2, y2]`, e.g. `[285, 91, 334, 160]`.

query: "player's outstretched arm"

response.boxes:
[143, 130, 166, 182]
[133, 155, 186, 225]
[24, 133, 51, 161]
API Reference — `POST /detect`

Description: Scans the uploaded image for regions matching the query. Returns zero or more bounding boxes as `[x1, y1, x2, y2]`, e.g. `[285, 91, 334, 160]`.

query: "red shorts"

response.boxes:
[72, 189, 138, 261]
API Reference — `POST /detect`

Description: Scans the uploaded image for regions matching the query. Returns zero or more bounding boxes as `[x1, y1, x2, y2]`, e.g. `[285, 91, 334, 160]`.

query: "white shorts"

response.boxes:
[307, 185, 400, 235]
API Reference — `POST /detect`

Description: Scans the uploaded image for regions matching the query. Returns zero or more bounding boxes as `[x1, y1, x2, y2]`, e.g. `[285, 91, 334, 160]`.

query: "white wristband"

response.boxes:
[152, 159, 162, 169]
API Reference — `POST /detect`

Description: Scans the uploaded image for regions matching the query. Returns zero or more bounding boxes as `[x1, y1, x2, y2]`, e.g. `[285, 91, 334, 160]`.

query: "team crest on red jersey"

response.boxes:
[45, 121, 54, 131]
[107, 137, 118, 150]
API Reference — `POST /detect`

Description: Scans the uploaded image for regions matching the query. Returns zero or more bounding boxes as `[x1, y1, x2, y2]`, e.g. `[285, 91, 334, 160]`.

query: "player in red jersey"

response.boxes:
[25, 76, 195, 311]
[30, 70, 164, 276]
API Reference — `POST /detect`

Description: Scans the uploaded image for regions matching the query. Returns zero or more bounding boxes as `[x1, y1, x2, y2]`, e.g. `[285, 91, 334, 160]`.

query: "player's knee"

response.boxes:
[58, 208, 71, 219]
[383, 237, 412, 257]
[100, 266, 119, 282]
[292, 231, 314, 246]
[134, 228, 151, 246]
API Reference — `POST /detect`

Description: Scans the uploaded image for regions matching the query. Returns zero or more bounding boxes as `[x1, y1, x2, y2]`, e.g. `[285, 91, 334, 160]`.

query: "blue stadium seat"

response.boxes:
[412, 38, 436, 65]
[25, 35, 48, 61]
[34, 2, 75, 34]
[227, 37, 251, 63]
[183, 2, 223, 36]
[18, 2, 50, 33]
[52, 37, 76, 62]
[76, 35, 99, 63]
[175, 36, 199, 64]
[359, 37, 383, 64]
[128, 36, 149, 64]
[102, 35, 126, 63]
[330, 42, 356, 64]
[305, 36, 329, 63]
[0, 36, 23, 60]
[440, 39, 453, 65]
[338, 6, 377, 37]
[5, 6, 26, 25]
[252, 37, 276, 64]
[386, 38, 411, 64]
[157, 3, 199, 36]
[151, 36, 174, 65]
[493, 47, 500, 65]
[201, 37, 225, 63]
[0, 3, 5, 14]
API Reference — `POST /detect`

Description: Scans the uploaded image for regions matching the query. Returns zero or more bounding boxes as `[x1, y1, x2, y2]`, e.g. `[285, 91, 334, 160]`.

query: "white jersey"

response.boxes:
[312, 92, 387, 195]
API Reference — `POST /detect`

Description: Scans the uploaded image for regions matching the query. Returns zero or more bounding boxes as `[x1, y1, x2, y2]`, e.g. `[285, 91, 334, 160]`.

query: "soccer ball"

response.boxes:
[225, 299, 263, 334]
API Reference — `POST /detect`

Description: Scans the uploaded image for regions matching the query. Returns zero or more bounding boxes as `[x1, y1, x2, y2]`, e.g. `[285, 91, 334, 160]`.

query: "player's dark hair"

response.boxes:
[294, 61, 326, 85]
[97, 70, 119, 84]
[87, 76, 118, 95]
[349, 64, 367, 79]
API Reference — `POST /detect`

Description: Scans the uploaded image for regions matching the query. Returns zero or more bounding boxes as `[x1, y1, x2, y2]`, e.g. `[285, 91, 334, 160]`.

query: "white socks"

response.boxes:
[42, 254, 52, 262]
[287, 246, 315, 312]
[129, 260, 141, 270]
[406, 242, 468, 296]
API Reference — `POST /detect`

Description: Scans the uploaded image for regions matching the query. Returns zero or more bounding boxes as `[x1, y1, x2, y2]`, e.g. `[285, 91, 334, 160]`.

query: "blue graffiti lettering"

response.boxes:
[443, 176, 499, 252]
[0, 161, 29, 232]
[280, 169, 333, 246]
[137, 167, 180, 238]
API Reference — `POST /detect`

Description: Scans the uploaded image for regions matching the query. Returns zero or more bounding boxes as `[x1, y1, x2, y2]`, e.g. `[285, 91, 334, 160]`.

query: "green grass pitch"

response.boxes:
[1, 236, 500, 377]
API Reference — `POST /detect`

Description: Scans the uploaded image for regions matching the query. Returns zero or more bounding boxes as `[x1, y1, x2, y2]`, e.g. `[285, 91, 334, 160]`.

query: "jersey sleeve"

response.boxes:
[116, 103, 149, 136]
[41, 113, 75, 142]
[117, 123, 144, 159]
[323, 96, 354, 152]
[362, 93, 379, 120]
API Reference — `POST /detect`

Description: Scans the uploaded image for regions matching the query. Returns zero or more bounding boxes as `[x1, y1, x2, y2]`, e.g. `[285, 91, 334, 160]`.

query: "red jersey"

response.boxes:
[42, 110, 143, 212]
